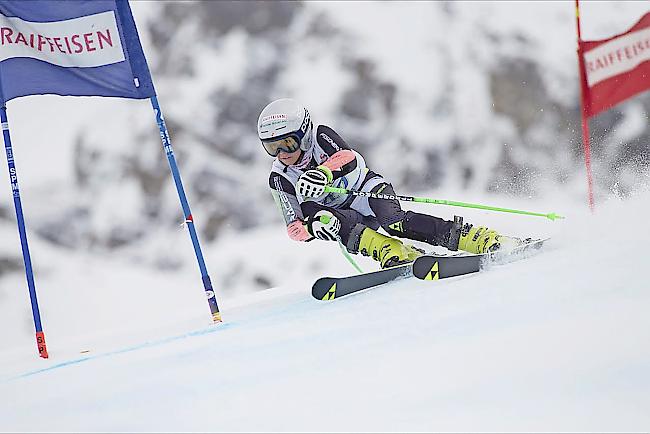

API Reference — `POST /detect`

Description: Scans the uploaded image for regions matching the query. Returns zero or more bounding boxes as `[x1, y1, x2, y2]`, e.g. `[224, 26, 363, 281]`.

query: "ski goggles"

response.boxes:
[261, 135, 300, 157]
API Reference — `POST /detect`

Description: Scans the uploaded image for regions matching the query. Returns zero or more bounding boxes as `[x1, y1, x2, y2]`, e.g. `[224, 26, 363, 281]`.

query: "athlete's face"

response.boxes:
[278, 148, 302, 165]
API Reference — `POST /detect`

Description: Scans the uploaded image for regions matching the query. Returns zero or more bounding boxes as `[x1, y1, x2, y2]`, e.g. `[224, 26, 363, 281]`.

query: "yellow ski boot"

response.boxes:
[358, 227, 423, 268]
[458, 224, 501, 254]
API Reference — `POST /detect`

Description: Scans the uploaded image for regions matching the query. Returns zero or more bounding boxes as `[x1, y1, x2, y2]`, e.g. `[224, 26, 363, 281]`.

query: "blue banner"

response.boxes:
[0, 0, 155, 105]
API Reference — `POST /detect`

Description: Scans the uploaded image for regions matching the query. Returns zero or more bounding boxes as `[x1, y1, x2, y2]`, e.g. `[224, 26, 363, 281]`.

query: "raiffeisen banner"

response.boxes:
[580, 12, 650, 117]
[0, 0, 154, 104]
[0, 11, 126, 67]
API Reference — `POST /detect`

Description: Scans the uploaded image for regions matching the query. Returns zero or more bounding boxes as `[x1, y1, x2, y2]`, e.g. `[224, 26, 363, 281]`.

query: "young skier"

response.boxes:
[259, 98, 503, 269]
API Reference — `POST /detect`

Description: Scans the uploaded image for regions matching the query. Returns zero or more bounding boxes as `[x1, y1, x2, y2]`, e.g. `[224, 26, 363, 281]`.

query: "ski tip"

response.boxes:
[321, 282, 337, 300]
[419, 260, 440, 280]
[312, 278, 337, 301]
[412, 255, 442, 280]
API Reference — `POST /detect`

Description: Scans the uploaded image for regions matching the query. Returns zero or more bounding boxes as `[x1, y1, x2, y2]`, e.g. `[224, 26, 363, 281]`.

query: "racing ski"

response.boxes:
[412, 238, 547, 280]
[312, 238, 548, 300]
[312, 263, 412, 300]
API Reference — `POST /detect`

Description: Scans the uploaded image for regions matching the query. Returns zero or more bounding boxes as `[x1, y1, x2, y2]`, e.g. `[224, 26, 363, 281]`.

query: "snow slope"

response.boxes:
[1, 189, 649, 432]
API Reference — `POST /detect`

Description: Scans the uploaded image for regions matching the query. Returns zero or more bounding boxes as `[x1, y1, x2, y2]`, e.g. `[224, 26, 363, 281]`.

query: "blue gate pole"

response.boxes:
[150, 96, 222, 323]
[1, 105, 49, 358]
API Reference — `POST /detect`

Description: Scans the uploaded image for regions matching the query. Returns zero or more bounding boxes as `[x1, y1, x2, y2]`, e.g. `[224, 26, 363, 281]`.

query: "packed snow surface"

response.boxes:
[1, 189, 649, 432]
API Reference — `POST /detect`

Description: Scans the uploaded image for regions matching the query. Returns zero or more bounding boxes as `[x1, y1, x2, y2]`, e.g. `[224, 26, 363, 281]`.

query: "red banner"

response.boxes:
[579, 12, 650, 117]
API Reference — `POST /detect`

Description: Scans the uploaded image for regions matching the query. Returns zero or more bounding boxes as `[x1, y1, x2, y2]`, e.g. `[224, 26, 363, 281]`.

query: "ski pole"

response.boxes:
[323, 186, 565, 221]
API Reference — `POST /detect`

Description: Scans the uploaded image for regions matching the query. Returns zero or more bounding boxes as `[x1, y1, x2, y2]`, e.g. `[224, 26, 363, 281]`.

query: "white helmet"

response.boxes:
[257, 98, 313, 156]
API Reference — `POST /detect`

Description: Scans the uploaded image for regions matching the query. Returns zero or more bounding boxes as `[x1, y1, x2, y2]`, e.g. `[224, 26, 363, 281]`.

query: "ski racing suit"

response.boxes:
[269, 124, 456, 253]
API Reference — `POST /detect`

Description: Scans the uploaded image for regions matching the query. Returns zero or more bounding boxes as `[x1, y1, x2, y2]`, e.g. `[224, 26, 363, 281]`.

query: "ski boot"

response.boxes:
[458, 224, 502, 254]
[447, 216, 502, 254]
[352, 226, 423, 269]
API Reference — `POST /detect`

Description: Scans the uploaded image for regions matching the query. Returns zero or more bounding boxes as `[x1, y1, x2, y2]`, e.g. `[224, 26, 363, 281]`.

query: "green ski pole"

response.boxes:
[323, 186, 564, 221]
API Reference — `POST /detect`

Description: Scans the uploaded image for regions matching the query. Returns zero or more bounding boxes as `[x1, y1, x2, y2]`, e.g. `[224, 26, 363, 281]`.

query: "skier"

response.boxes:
[258, 98, 503, 269]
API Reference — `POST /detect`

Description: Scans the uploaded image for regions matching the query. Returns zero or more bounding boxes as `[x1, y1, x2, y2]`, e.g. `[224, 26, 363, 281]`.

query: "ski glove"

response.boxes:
[296, 166, 333, 198]
[307, 210, 341, 241]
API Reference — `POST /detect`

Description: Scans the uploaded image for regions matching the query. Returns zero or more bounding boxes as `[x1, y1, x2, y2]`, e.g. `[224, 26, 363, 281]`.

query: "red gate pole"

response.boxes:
[575, 0, 595, 211]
